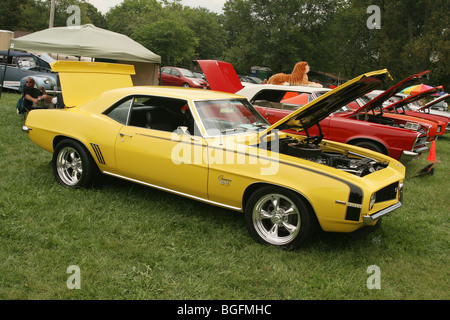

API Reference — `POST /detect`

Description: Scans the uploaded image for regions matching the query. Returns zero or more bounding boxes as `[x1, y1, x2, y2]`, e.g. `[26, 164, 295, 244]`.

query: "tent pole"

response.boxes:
[49, 0, 56, 28]
[0, 48, 11, 99]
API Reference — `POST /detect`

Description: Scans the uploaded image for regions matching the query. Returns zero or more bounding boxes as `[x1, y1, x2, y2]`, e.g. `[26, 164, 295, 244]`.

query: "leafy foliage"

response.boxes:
[1, 0, 448, 88]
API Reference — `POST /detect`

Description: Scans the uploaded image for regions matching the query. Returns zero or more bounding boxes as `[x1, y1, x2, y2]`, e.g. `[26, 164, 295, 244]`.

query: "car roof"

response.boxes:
[102, 86, 241, 101]
[0, 50, 34, 57]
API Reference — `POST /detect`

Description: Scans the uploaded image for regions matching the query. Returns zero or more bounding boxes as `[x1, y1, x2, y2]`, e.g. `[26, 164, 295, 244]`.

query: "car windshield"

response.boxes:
[194, 99, 270, 136]
[17, 57, 36, 68]
[180, 69, 195, 78]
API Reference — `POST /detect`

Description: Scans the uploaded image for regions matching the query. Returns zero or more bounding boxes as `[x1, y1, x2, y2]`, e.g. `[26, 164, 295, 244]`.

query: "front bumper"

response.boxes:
[363, 201, 402, 224]
[399, 146, 428, 162]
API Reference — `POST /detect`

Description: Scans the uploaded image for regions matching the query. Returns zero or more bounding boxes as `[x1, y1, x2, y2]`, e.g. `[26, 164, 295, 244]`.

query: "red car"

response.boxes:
[382, 88, 450, 133]
[197, 60, 429, 162]
[159, 66, 209, 89]
[249, 89, 428, 161]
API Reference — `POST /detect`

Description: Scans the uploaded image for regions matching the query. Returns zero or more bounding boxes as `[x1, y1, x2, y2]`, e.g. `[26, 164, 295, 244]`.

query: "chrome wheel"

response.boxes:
[252, 193, 301, 246]
[245, 186, 317, 249]
[53, 139, 98, 188]
[56, 146, 83, 186]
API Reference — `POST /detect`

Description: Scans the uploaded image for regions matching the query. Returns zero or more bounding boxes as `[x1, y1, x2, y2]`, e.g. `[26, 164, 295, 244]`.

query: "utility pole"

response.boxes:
[49, 0, 56, 28]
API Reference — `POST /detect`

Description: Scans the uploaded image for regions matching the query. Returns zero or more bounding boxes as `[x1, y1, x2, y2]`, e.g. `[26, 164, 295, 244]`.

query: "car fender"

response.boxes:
[19, 74, 57, 92]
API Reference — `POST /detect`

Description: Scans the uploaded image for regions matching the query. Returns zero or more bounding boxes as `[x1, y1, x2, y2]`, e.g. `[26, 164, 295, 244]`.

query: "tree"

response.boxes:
[133, 19, 197, 66]
[223, 0, 340, 74]
[107, 0, 225, 68]
[106, 0, 163, 37]
[179, 7, 226, 60]
[1, 0, 107, 32]
[222, 0, 448, 89]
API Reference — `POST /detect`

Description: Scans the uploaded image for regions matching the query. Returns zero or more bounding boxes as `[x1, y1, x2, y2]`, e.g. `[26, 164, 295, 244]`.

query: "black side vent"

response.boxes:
[90, 143, 106, 165]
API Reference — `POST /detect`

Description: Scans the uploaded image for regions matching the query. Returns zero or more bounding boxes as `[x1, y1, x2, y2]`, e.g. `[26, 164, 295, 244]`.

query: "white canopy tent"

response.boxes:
[9, 24, 161, 86]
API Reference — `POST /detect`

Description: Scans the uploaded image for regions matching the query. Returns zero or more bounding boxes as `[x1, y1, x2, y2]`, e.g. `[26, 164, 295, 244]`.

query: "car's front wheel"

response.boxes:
[244, 186, 317, 249]
[52, 139, 98, 188]
[352, 140, 386, 154]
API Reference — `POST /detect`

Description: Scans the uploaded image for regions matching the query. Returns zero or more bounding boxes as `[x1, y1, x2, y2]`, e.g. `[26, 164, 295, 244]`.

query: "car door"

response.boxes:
[111, 95, 209, 199]
[160, 67, 173, 86]
[170, 68, 183, 86]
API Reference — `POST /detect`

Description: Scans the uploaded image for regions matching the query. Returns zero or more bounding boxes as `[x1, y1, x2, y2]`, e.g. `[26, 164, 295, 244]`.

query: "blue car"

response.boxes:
[0, 50, 58, 92]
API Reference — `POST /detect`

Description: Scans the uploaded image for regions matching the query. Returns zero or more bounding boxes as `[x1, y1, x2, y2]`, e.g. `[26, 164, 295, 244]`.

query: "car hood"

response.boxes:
[418, 93, 450, 111]
[383, 86, 444, 112]
[260, 69, 392, 135]
[187, 76, 207, 84]
[196, 60, 244, 93]
[351, 70, 430, 116]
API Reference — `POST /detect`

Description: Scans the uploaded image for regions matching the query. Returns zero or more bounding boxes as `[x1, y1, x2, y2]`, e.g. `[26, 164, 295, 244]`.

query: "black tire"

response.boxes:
[352, 140, 386, 154]
[182, 83, 190, 88]
[52, 139, 98, 188]
[244, 186, 317, 249]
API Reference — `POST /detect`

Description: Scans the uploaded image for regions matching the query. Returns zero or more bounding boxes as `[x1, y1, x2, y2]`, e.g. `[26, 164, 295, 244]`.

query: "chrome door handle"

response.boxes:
[119, 133, 133, 137]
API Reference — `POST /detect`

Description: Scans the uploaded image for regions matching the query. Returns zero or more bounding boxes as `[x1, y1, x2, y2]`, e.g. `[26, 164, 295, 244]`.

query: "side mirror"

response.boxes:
[176, 126, 201, 141]
[176, 126, 189, 135]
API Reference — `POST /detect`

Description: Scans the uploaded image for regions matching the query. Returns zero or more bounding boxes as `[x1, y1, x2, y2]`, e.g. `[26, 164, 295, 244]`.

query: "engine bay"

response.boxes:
[266, 136, 389, 177]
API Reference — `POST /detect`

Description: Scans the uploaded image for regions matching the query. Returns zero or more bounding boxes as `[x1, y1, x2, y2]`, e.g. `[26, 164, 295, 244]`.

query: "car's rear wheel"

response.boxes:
[52, 139, 98, 188]
[244, 186, 317, 249]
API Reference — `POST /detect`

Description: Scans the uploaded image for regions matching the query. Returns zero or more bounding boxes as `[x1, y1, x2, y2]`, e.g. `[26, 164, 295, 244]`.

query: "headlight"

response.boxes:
[437, 125, 442, 133]
[369, 193, 376, 210]
[44, 78, 50, 84]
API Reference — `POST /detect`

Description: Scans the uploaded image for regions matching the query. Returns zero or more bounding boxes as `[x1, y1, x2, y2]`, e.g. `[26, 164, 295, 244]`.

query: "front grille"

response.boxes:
[413, 134, 428, 151]
[376, 182, 398, 203]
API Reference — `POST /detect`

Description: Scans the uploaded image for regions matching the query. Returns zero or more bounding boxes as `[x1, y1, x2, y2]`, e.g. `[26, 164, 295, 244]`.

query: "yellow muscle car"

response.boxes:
[22, 61, 405, 249]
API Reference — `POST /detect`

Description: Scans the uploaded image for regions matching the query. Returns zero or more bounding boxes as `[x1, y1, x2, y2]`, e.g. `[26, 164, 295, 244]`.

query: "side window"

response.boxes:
[171, 69, 181, 77]
[161, 68, 171, 75]
[129, 95, 199, 134]
[104, 97, 133, 124]
[105, 95, 200, 135]
[251, 89, 313, 110]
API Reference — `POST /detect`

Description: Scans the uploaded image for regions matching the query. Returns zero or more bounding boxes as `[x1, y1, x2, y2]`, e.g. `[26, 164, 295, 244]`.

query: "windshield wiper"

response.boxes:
[251, 122, 269, 128]
[221, 127, 247, 134]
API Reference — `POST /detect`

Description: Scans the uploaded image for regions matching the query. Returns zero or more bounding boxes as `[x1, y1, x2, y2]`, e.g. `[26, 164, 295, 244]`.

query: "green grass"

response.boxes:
[0, 91, 448, 300]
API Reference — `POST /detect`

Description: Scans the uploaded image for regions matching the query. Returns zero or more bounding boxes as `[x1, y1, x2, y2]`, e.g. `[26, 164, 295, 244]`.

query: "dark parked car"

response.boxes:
[0, 50, 58, 92]
[159, 66, 209, 89]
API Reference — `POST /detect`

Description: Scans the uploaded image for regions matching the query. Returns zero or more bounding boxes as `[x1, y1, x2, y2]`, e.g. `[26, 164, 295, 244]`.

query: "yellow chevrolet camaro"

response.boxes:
[22, 61, 405, 249]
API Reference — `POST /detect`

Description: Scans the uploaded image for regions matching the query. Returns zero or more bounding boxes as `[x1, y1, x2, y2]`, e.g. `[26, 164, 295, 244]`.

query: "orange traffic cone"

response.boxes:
[427, 140, 437, 162]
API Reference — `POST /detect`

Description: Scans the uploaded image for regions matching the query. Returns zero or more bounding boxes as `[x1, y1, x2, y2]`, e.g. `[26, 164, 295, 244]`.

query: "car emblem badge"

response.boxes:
[218, 175, 232, 186]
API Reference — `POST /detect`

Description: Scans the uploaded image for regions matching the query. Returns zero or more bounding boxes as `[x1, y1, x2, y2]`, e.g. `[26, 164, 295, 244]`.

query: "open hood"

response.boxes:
[351, 70, 430, 115]
[418, 93, 450, 111]
[195, 60, 243, 93]
[383, 86, 444, 112]
[261, 69, 392, 135]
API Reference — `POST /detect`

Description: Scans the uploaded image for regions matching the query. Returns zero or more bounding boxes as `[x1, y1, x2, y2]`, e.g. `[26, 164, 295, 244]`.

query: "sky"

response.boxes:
[86, 0, 227, 14]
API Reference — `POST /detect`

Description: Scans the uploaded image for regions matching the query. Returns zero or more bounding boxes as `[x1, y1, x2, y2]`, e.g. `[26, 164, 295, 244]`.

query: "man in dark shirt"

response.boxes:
[23, 77, 55, 111]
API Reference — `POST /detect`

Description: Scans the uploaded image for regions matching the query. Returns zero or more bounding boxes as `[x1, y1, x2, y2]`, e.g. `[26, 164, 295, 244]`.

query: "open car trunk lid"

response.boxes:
[51, 61, 135, 108]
